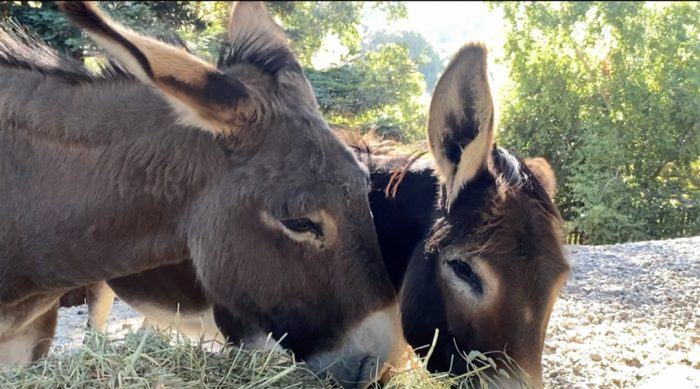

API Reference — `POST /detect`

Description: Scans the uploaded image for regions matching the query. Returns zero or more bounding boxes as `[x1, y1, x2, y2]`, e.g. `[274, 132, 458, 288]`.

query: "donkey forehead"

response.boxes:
[250, 168, 370, 220]
[216, 64, 370, 203]
[262, 115, 368, 178]
[439, 148, 566, 266]
[238, 123, 370, 213]
[445, 196, 565, 259]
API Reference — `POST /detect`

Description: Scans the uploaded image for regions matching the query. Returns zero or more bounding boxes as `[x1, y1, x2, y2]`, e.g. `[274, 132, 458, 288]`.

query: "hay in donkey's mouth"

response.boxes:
[382, 329, 534, 389]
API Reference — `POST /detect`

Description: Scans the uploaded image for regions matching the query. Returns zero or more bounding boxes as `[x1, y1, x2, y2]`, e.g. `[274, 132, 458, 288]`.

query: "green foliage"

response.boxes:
[0, 1, 212, 57]
[267, 2, 426, 141]
[364, 30, 443, 92]
[268, 2, 406, 67]
[308, 43, 426, 142]
[0, 1, 82, 56]
[494, 2, 700, 244]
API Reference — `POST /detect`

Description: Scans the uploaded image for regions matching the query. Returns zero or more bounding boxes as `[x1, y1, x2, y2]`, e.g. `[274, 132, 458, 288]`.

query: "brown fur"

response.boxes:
[57, 1, 256, 136]
[427, 43, 494, 204]
[86, 281, 116, 332]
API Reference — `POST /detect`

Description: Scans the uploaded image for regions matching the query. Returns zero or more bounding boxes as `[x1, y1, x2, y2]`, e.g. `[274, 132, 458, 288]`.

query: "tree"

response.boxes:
[308, 43, 426, 142]
[493, 2, 700, 244]
[364, 29, 443, 92]
[0, 1, 210, 59]
[268, 2, 406, 67]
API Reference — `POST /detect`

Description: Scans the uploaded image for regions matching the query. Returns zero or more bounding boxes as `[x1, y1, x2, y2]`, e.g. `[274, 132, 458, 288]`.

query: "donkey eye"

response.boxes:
[447, 260, 483, 295]
[280, 218, 323, 237]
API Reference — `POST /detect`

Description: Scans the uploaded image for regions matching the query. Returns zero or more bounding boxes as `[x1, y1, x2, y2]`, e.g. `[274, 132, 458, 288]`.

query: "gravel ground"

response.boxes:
[544, 236, 700, 389]
[52, 299, 142, 354]
[52, 236, 700, 388]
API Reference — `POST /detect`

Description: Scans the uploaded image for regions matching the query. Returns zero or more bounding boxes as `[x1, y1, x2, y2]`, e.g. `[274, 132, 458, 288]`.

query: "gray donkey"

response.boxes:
[0, 2, 407, 387]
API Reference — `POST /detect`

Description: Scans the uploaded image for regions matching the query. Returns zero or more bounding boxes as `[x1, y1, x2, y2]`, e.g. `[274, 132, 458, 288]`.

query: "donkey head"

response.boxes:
[400, 44, 570, 387]
[58, 2, 405, 387]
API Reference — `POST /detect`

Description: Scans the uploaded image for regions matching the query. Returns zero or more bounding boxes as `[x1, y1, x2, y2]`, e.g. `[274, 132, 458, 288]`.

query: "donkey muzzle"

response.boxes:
[305, 303, 407, 388]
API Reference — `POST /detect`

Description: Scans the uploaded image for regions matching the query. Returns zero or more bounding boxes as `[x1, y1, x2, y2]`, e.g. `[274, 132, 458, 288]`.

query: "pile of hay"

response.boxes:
[1, 330, 331, 389]
[0, 329, 528, 389]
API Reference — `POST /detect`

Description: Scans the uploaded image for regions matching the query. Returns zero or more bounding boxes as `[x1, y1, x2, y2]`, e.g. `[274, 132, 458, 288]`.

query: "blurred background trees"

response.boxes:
[1, 1, 698, 244]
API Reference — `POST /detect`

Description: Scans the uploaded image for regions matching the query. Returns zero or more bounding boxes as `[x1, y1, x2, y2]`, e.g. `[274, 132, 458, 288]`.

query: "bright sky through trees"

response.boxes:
[313, 2, 509, 105]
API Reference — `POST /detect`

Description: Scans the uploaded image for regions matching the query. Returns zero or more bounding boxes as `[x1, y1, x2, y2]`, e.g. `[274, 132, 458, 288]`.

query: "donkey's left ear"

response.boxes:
[427, 43, 495, 204]
[59, 1, 255, 136]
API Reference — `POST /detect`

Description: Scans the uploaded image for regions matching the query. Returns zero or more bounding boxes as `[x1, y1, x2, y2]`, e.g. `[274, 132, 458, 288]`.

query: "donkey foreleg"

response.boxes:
[85, 281, 116, 333]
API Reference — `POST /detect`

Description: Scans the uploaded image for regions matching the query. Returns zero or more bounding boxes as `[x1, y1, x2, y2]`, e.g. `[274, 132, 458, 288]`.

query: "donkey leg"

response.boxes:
[0, 302, 59, 365]
[86, 281, 116, 333]
[30, 302, 58, 361]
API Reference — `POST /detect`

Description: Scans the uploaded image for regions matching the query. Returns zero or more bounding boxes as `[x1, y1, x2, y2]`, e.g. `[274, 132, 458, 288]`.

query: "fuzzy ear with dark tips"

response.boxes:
[525, 157, 557, 200]
[426, 42, 495, 205]
[58, 1, 255, 135]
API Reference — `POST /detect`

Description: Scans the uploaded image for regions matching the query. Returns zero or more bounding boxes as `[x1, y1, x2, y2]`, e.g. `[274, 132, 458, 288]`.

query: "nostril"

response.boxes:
[322, 354, 381, 389]
[355, 355, 379, 384]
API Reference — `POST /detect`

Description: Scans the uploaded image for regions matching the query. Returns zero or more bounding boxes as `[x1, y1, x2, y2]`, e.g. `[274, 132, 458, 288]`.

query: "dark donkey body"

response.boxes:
[0, 2, 407, 387]
[86, 44, 570, 387]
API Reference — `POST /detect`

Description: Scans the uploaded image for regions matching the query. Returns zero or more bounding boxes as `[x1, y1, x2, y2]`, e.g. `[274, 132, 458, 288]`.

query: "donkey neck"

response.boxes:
[369, 158, 438, 290]
[0, 68, 227, 301]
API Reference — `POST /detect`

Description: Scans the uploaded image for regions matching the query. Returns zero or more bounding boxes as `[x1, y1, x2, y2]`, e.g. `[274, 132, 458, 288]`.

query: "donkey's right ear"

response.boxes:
[58, 1, 256, 136]
[427, 43, 495, 206]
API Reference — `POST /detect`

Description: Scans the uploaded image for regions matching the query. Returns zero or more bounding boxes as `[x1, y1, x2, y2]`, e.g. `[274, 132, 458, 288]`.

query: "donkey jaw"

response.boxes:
[305, 303, 407, 389]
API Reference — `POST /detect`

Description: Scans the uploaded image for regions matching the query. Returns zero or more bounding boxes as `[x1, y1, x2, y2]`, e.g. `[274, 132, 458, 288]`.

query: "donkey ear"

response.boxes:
[427, 43, 495, 203]
[58, 1, 254, 136]
[525, 157, 557, 200]
[228, 2, 289, 50]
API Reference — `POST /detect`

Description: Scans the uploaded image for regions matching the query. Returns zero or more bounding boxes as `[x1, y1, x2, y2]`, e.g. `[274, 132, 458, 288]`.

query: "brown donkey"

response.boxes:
[76, 44, 570, 387]
[0, 2, 407, 387]
[393, 44, 571, 387]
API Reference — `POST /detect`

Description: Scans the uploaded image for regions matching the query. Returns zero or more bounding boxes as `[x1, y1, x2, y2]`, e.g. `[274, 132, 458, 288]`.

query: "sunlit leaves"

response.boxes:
[495, 1, 700, 243]
[308, 43, 426, 142]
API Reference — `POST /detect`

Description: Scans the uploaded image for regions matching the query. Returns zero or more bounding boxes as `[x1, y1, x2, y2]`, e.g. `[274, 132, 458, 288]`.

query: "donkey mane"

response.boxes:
[336, 128, 558, 220]
[334, 128, 433, 196]
[492, 147, 559, 217]
[217, 34, 302, 76]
